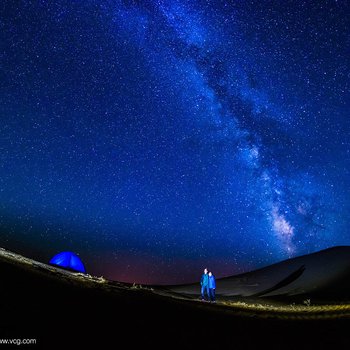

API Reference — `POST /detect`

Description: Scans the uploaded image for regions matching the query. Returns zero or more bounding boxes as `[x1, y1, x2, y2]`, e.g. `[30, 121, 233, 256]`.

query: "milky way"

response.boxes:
[0, 0, 349, 284]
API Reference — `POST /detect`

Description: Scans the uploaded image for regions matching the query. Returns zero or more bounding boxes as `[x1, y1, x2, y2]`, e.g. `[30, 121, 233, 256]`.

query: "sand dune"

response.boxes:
[168, 246, 350, 299]
[0, 245, 349, 348]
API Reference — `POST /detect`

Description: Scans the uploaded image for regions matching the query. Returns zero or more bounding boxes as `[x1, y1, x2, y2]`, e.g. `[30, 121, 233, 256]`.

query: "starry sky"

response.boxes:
[0, 0, 349, 284]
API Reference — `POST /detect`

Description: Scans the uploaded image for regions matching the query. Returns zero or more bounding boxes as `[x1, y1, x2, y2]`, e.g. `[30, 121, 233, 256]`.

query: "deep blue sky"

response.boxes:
[0, 0, 349, 284]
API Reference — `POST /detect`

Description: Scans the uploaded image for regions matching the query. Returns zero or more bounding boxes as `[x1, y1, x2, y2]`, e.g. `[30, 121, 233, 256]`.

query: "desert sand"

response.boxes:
[0, 247, 349, 348]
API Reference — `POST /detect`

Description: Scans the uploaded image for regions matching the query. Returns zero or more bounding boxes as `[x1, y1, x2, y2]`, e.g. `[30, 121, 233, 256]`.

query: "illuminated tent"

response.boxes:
[49, 251, 86, 273]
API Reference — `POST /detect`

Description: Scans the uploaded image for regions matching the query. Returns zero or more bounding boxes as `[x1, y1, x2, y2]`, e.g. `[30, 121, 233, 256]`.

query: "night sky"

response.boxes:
[1, 0, 349, 284]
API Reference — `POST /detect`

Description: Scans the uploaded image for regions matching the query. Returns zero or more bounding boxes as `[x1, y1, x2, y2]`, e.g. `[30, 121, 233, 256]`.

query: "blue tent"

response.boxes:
[49, 251, 86, 273]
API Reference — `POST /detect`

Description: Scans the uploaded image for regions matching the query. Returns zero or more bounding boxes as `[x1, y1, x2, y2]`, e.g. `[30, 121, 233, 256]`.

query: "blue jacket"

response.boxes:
[208, 275, 216, 289]
[200, 273, 209, 286]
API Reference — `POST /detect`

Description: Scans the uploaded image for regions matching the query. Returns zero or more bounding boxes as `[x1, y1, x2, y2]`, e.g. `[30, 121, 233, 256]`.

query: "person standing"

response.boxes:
[200, 268, 209, 301]
[208, 271, 216, 302]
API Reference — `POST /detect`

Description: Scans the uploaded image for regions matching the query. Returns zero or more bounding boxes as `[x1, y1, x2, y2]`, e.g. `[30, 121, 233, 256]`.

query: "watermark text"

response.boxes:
[0, 338, 37, 346]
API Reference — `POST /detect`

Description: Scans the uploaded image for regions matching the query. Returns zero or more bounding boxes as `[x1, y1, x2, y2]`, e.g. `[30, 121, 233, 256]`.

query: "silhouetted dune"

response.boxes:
[0, 246, 349, 349]
[168, 247, 350, 299]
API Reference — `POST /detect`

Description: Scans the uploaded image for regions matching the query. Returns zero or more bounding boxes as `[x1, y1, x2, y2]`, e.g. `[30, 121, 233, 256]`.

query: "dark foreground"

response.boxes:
[0, 252, 349, 349]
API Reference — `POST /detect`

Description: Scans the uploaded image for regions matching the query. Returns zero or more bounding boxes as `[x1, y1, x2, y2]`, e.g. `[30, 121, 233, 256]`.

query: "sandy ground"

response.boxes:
[0, 247, 349, 348]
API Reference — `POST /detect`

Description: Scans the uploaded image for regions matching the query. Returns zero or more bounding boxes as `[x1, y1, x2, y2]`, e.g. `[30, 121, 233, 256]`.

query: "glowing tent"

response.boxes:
[49, 251, 86, 273]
